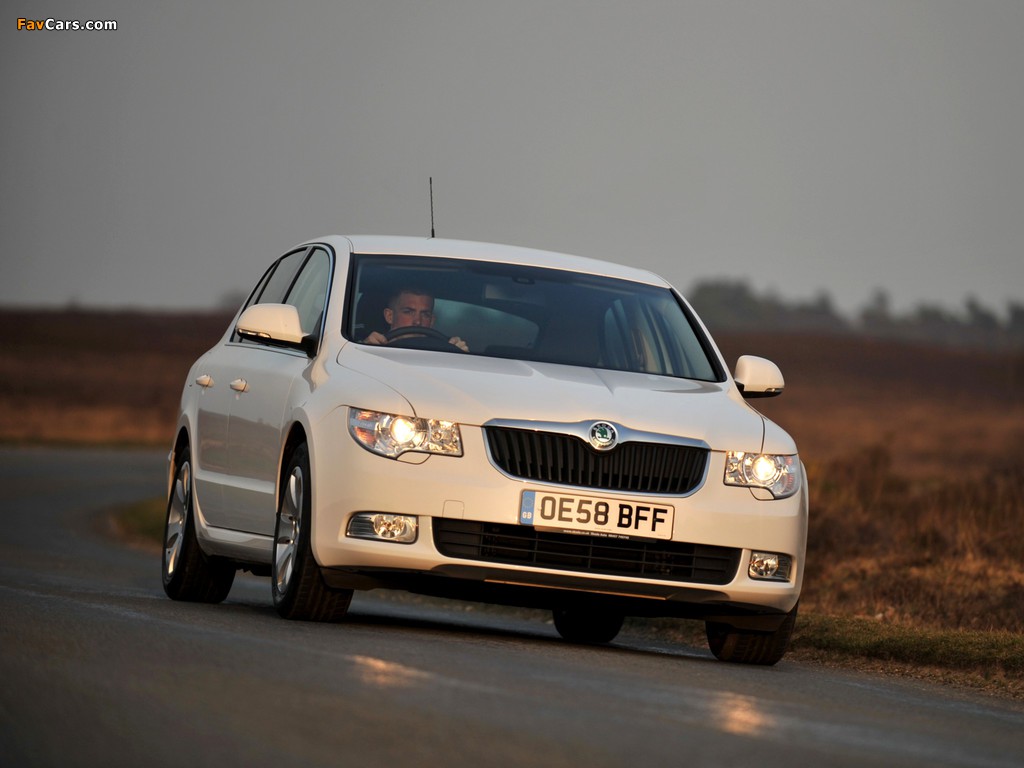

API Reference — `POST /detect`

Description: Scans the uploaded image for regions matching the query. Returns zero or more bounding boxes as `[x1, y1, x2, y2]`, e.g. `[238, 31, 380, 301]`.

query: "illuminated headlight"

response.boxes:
[349, 409, 463, 459]
[347, 513, 418, 544]
[724, 452, 801, 498]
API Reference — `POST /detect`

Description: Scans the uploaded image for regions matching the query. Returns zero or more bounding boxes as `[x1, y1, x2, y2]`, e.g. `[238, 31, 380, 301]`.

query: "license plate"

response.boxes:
[519, 490, 674, 540]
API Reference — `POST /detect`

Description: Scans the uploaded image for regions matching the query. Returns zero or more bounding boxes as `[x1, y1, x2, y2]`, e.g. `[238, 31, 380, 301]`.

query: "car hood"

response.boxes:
[337, 345, 770, 451]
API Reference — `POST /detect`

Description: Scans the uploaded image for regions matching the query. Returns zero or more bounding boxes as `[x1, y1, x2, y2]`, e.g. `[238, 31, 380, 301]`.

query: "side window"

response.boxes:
[233, 248, 311, 344]
[283, 248, 331, 336]
[256, 249, 309, 306]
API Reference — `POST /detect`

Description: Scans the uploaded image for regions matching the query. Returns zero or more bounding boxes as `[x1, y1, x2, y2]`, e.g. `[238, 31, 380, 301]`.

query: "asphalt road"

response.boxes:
[1, 447, 1022, 768]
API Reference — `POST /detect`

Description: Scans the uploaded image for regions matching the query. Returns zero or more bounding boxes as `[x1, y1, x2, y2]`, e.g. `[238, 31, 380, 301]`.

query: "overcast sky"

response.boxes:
[3, 1, 1022, 317]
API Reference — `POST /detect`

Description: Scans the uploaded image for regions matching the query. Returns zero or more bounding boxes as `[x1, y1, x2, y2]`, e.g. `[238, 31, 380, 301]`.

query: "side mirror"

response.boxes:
[236, 304, 316, 356]
[734, 355, 785, 399]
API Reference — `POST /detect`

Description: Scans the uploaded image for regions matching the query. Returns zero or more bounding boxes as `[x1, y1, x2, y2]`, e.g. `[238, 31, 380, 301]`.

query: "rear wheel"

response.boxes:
[706, 603, 798, 665]
[162, 446, 235, 603]
[272, 444, 353, 621]
[553, 607, 624, 645]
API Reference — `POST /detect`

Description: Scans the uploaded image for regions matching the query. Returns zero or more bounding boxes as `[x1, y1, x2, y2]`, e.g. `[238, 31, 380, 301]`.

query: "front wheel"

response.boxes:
[706, 603, 798, 665]
[162, 446, 235, 603]
[272, 444, 353, 621]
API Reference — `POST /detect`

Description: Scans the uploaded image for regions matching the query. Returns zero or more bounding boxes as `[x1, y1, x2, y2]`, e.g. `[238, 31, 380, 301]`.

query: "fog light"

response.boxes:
[347, 513, 418, 544]
[749, 552, 792, 581]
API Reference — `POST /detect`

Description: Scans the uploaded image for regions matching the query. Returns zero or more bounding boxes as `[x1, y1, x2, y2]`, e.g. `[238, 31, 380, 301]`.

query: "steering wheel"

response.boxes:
[384, 325, 466, 352]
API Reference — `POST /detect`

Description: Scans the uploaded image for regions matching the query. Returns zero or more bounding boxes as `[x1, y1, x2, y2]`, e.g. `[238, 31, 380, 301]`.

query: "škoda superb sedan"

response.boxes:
[163, 235, 807, 664]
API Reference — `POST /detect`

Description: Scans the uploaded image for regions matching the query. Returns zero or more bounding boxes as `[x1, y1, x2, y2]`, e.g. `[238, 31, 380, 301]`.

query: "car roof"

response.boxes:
[306, 235, 671, 288]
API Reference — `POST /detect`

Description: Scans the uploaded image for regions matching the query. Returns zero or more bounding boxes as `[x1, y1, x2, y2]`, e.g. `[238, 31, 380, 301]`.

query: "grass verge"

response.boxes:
[115, 497, 1024, 702]
[109, 497, 166, 552]
[789, 614, 1024, 700]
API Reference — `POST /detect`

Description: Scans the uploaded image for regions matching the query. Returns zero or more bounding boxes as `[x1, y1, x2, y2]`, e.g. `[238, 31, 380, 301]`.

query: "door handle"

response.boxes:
[195, 374, 214, 388]
[230, 378, 250, 393]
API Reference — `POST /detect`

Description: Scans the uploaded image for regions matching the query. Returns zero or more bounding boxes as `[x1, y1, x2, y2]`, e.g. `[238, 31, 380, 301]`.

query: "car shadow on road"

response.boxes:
[220, 581, 715, 664]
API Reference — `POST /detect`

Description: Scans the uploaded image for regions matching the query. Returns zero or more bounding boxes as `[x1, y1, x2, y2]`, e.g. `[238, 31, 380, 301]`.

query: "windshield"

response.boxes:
[346, 254, 722, 382]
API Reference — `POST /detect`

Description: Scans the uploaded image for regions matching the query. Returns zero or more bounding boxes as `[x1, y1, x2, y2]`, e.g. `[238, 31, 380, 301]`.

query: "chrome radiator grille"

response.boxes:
[484, 426, 707, 495]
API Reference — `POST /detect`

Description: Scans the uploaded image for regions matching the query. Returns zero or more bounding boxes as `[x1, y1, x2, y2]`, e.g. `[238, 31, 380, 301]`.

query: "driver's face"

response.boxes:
[384, 291, 435, 329]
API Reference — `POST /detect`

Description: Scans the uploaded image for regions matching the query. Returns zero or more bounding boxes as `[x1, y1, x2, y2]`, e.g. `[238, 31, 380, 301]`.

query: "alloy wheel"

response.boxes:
[274, 465, 304, 596]
[164, 460, 190, 580]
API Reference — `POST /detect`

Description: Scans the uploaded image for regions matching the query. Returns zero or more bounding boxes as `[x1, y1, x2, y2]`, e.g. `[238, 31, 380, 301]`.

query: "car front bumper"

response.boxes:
[308, 408, 807, 625]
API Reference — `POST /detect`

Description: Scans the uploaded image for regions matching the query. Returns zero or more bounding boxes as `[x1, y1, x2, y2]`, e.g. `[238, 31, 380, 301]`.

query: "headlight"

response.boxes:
[724, 452, 801, 498]
[349, 409, 463, 459]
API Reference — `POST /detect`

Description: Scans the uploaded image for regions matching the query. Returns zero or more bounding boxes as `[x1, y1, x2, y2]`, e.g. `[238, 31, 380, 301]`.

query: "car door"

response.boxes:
[189, 252, 298, 528]
[220, 247, 333, 535]
[191, 349, 234, 525]
[194, 247, 307, 532]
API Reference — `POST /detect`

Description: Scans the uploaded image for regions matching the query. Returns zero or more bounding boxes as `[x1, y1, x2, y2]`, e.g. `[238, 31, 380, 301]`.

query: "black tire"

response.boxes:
[706, 603, 798, 666]
[162, 446, 235, 603]
[553, 607, 625, 645]
[272, 444, 353, 621]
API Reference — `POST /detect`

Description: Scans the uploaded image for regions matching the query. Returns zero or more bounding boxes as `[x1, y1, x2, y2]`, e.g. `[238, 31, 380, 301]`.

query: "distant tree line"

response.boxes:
[686, 280, 1024, 350]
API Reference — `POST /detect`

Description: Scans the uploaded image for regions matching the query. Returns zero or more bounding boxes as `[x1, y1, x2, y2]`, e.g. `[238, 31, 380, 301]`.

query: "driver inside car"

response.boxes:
[364, 287, 469, 351]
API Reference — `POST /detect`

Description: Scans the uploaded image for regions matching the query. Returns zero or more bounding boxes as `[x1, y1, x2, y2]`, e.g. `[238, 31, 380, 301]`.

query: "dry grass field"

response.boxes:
[3, 310, 1023, 642]
[0, 309, 231, 445]
[715, 331, 1024, 635]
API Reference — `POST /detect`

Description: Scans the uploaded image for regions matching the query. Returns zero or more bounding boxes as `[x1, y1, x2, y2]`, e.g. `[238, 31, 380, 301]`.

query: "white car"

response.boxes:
[163, 235, 807, 664]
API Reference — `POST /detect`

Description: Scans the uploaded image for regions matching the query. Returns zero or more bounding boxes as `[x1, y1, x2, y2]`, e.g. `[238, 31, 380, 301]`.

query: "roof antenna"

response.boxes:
[429, 177, 436, 238]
